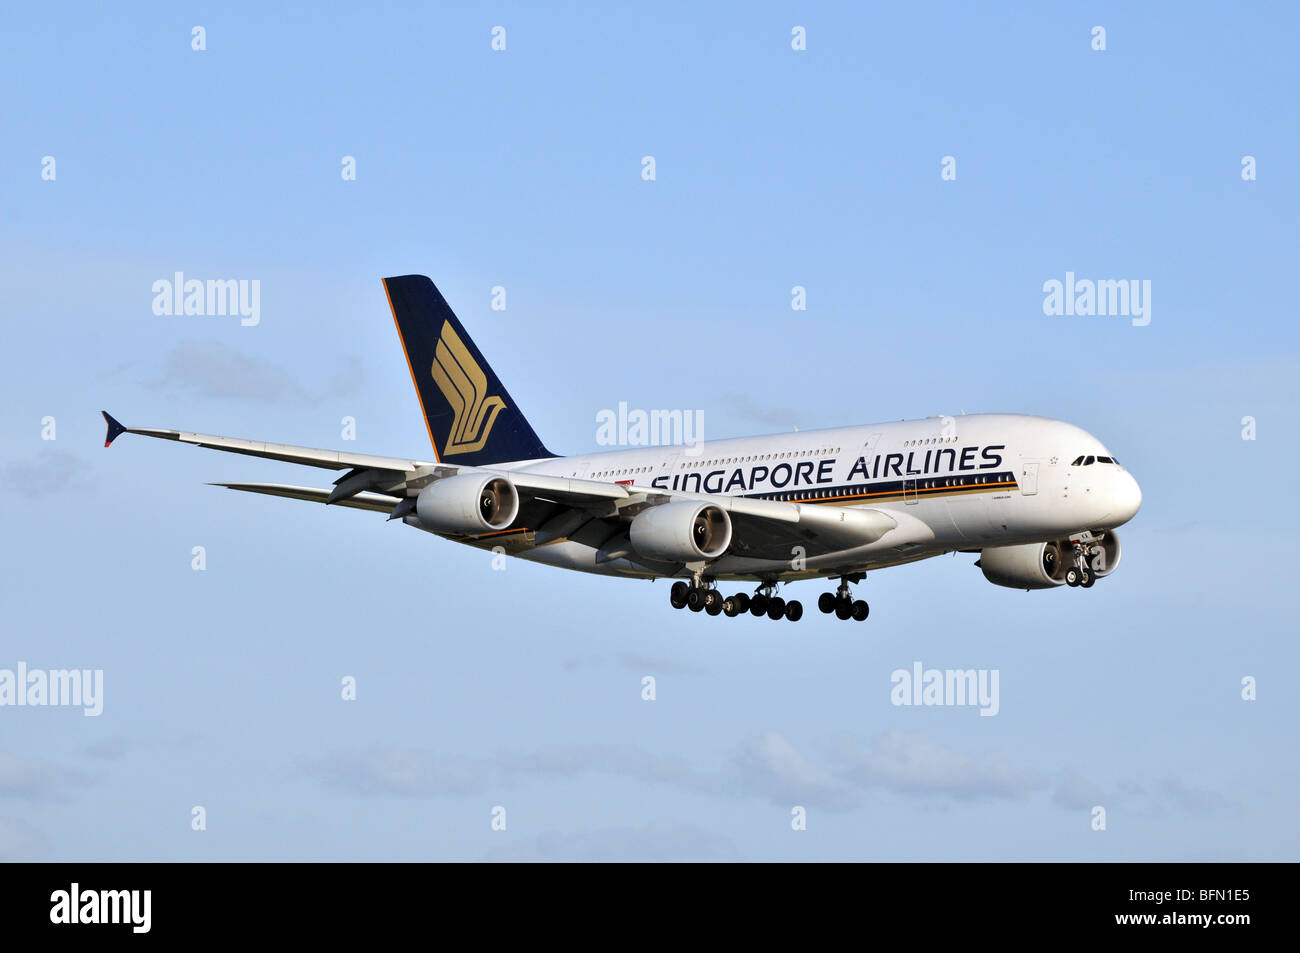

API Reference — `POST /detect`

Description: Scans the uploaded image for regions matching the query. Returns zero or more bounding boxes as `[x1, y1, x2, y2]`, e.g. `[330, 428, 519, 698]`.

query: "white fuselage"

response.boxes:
[459, 413, 1141, 583]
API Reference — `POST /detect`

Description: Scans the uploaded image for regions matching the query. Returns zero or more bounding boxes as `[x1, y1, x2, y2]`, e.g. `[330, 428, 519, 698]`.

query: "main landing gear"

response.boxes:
[669, 578, 802, 622]
[817, 574, 869, 622]
[1064, 535, 1102, 589]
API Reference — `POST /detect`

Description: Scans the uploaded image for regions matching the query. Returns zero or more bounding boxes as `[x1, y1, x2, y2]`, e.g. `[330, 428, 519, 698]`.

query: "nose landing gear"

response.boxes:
[1065, 534, 1102, 588]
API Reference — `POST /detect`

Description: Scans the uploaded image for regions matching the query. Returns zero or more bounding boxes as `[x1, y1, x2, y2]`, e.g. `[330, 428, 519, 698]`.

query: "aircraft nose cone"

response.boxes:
[1111, 471, 1142, 526]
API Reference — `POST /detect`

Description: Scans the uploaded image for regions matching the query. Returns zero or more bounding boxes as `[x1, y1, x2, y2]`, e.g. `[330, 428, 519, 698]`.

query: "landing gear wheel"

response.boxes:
[835, 601, 852, 621]
[851, 600, 869, 622]
[784, 600, 803, 622]
[1065, 567, 1080, 587]
[703, 589, 720, 609]
[731, 593, 750, 613]
[705, 599, 722, 616]
[1080, 568, 1095, 588]
[750, 594, 769, 616]
[670, 581, 689, 609]
[722, 597, 739, 617]
[687, 588, 706, 610]
[766, 597, 786, 621]
[818, 592, 836, 614]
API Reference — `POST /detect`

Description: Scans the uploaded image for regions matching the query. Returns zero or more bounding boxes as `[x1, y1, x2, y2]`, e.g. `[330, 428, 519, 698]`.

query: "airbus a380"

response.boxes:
[104, 275, 1141, 623]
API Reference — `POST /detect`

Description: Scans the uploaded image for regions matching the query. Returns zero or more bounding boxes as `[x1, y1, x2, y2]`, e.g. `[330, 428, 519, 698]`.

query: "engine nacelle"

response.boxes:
[978, 540, 1069, 589]
[978, 533, 1122, 589]
[416, 474, 519, 536]
[629, 501, 731, 563]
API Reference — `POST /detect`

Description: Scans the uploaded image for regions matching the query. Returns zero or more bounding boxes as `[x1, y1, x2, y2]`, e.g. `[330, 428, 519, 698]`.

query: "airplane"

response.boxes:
[103, 275, 1142, 623]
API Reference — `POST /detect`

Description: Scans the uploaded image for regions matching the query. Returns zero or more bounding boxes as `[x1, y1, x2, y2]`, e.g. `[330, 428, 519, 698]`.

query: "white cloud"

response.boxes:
[484, 820, 736, 861]
[307, 746, 484, 797]
[1053, 769, 1106, 810]
[0, 816, 45, 860]
[847, 730, 1043, 801]
[0, 751, 83, 800]
[726, 731, 858, 811]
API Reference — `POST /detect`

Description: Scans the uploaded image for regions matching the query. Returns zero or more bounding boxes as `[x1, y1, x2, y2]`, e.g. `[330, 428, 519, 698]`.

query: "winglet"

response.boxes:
[102, 410, 128, 447]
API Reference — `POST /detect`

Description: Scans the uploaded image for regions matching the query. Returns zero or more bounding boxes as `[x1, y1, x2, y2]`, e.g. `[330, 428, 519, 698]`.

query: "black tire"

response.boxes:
[818, 592, 836, 614]
[785, 600, 803, 622]
[722, 598, 739, 617]
[835, 601, 852, 620]
[851, 600, 869, 622]
[670, 581, 689, 609]
[1065, 567, 1080, 587]
[1080, 568, 1095, 588]
[705, 599, 722, 616]
[767, 597, 786, 621]
[704, 589, 720, 608]
[750, 594, 769, 616]
[733, 592, 750, 613]
[687, 588, 706, 611]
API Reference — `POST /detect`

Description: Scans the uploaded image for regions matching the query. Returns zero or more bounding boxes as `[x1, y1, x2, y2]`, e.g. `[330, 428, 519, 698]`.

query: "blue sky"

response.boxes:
[2, 1, 1296, 860]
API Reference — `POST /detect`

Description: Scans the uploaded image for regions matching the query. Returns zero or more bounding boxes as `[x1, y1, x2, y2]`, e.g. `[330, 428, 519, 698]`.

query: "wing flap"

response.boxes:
[212, 483, 400, 513]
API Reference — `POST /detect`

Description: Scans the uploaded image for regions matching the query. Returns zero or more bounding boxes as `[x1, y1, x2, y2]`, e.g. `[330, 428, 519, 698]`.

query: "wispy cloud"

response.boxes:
[304, 746, 485, 797]
[1053, 768, 1106, 810]
[304, 730, 1088, 821]
[145, 341, 365, 404]
[844, 730, 1044, 801]
[725, 731, 858, 811]
[0, 450, 92, 499]
[1159, 777, 1234, 815]
[0, 816, 45, 860]
[484, 820, 737, 861]
[79, 732, 198, 762]
[722, 393, 801, 429]
[147, 341, 308, 403]
[562, 652, 706, 676]
[0, 751, 84, 800]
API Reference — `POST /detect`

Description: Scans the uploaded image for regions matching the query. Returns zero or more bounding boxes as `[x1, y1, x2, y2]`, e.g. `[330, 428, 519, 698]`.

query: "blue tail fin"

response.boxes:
[382, 275, 556, 465]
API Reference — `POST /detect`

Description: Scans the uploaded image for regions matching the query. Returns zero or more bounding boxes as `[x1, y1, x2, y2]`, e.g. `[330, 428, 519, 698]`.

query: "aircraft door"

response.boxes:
[1020, 461, 1040, 496]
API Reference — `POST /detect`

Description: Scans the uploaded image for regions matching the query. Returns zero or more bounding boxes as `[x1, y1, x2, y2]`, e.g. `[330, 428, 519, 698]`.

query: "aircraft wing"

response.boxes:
[103, 411, 630, 510]
[102, 411, 433, 472]
[105, 411, 896, 559]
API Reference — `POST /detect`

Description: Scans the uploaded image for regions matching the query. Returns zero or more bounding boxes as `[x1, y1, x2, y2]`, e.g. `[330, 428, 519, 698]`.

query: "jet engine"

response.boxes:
[416, 474, 519, 535]
[629, 501, 731, 563]
[978, 533, 1121, 589]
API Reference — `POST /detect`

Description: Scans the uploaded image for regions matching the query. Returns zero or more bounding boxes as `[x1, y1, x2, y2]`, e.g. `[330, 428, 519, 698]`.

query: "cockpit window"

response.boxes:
[1071, 456, 1083, 466]
[1083, 455, 1095, 465]
[1097, 456, 1113, 464]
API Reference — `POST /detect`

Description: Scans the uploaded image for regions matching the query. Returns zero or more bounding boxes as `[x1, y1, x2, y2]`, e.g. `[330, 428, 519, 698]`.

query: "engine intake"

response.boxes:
[629, 501, 731, 563]
[416, 474, 519, 535]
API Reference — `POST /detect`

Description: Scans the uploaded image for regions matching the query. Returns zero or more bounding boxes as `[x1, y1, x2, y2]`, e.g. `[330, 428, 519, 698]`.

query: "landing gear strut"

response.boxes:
[668, 577, 801, 621]
[818, 574, 869, 622]
[750, 581, 801, 622]
[1065, 534, 1103, 588]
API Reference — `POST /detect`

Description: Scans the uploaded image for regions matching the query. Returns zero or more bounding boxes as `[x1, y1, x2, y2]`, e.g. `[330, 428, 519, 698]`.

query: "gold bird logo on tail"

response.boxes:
[432, 321, 507, 455]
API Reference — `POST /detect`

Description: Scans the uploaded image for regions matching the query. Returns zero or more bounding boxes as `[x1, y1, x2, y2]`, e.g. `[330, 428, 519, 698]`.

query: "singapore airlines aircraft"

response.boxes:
[104, 275, 1141, 623]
